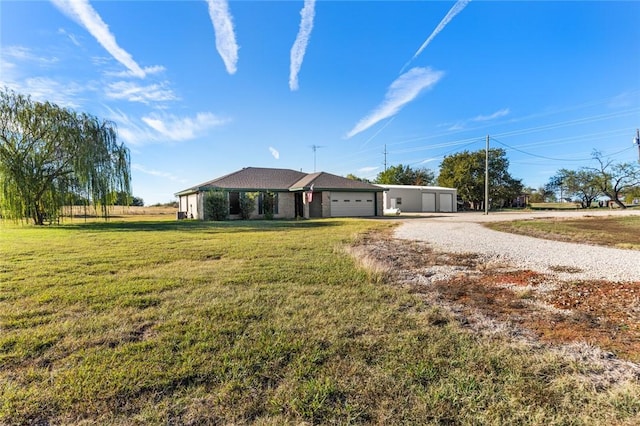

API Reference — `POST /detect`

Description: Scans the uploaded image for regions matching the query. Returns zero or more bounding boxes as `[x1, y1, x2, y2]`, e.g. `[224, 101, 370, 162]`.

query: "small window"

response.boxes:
[332, 199, 338, 202]
[258, 192, 279, 215]
[344, 200, 350, 202]
[356, 199, 362, 202]
[367, 199, 373, 202]
[396, 197, 402, 205]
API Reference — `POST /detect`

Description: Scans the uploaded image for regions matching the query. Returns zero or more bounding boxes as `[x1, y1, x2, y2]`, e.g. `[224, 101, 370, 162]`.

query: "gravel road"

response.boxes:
[393, 209, 640, 282]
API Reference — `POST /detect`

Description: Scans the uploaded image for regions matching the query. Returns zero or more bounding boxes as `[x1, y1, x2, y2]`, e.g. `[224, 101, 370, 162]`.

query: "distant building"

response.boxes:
[376, 184, 457, 213]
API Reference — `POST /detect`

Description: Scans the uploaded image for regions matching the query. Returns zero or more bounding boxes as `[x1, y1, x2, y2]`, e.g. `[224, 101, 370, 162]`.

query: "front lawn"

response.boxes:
[1, 217, 638, 424]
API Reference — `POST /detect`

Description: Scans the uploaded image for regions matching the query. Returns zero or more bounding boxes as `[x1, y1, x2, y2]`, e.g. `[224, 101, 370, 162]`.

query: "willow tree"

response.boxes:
[0, 89, 130, 225]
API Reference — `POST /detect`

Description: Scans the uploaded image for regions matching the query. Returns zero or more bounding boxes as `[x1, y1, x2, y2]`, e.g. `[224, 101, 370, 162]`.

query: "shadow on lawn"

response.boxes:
[54, 218, 347, 233]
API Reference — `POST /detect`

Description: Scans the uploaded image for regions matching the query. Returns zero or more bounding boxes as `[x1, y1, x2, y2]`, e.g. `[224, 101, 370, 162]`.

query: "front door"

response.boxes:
[295, 193, 304, 218]
[309, 192, 322, 218]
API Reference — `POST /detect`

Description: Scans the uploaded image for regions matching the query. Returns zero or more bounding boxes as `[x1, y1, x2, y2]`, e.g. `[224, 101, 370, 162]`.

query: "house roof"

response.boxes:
[175, 167, 382, 196]
[291, 172, 381, 191]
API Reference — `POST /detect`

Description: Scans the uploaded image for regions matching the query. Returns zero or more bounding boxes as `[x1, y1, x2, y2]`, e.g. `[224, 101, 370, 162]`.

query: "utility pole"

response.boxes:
[311, 145, 324, 172]
[485, 135, 489, 215]
[634, 129, 640, 164]
[383, 144, 388, 171]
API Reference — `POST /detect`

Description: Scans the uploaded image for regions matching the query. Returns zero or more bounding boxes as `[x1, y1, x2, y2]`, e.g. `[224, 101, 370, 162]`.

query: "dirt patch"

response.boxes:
[351, 231, 640, 385]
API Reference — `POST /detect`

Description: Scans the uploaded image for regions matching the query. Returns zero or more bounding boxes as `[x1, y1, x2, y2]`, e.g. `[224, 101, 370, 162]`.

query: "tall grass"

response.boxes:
[1, 217, 638, 424]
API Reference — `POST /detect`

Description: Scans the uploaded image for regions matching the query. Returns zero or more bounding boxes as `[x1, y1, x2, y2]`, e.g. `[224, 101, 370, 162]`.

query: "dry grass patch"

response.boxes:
[486, 215, 640, 250]
[351, 232, 640, 365]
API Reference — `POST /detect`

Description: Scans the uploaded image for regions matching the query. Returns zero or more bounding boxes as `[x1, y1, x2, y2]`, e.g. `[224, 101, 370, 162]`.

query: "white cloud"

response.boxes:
[412, 0, 470, 61]
[269, 146, 280, 159]
[106, 80, 177, 104]
[472, 108, 510, 122]
[141, 112, 229, 142]
[2, 45, 59, 66]
[50, 0, 148, 78]
[289, 0, 316, 91]
[132, 163, 187, 183]
[58, 28, 82, 47]
[106, 65, 166, 78]
[346, 67, 444, 139]
[419, 157, 439, 164]
[107, 109, 228, 145]
[358, 166, 379, 173]
[106, 108, 157, 146]
[205, 0, 239, 75]
[4, 76, 86, 108]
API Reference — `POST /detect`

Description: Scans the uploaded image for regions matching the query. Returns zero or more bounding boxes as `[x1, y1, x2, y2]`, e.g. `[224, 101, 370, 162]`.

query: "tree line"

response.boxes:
[538, 151, 640, 208]
[348, 149, 640, 211]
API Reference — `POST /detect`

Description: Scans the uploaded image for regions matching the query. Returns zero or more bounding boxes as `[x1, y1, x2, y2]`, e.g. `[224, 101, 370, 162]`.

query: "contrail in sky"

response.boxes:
[360, 116, 395, 148]
[206, 0, 239, 75]
[401, 0, 471, 73]
[50, 0, 146, 77]
[346, 67, 444, 139]
[289, 0, 316, 91]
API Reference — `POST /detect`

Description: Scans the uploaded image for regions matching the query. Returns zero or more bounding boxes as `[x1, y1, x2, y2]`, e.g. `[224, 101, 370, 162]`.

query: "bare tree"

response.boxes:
[590, 150, 640, 209]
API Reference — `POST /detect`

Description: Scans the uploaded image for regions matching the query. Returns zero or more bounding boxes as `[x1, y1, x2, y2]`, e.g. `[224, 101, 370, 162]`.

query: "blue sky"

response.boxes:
[1, 0, 639, 205]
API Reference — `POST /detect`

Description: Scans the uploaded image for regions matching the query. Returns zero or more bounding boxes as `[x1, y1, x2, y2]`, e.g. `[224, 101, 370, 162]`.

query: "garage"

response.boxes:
[378, 184, 457, 213]
[330, 192, 376, 217]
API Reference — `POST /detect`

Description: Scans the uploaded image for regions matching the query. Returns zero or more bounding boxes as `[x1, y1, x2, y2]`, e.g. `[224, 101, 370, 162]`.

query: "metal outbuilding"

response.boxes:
[376, 184, 458, 213]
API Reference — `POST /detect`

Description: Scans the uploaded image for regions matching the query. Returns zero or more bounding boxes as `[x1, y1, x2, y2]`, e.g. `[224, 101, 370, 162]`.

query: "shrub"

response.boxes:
[239, 192, 257, 219]
[204, 190, 228, 221]
[263, 192, 275, 220]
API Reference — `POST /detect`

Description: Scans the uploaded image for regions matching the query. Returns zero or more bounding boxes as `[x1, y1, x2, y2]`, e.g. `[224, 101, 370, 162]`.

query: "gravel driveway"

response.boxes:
[394, 209, 640, 282]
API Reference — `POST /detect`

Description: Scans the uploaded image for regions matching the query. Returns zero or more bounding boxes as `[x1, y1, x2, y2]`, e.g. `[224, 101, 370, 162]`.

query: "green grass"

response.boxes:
[486, 215, 640, 250]
[1, 217, 639, 424]
[529, 202, 582, 210]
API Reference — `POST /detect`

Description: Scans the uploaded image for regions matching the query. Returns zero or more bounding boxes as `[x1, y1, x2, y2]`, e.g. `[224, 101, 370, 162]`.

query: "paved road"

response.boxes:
[393, 209, 640, 282]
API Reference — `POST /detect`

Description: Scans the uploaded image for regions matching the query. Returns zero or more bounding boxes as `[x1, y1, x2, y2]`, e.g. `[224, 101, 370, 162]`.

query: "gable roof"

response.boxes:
[290, 172, 381, 191]
[175, 167, 381, 196]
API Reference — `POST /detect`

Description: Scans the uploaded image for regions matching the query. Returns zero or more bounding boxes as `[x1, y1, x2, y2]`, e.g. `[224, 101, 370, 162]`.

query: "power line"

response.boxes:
[491, 136, 637, 162]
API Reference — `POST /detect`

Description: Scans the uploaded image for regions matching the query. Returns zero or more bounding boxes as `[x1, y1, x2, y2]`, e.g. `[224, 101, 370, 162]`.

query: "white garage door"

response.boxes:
[439, 193, 453, 212]
[330, 192, 375, 217]
[422, 193, 436, 212]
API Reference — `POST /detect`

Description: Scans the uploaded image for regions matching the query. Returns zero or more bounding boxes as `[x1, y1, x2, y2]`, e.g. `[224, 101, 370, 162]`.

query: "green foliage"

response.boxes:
[238, 192, 257, 219]
[109, 191, 144, 206]
[590, 150, 640, 209]
[525, 186, 554, 203]
[547, 169, 600, 208]
[0, 89, 131, 225]
[203, 189, 228, 220]
[625, 186, 640, 204]
[375, 164, 434, 185]
[262, 191, 275, 219]
[151, 201, 178, 208]
[345, 173, 371, 183]
[438, 148, 522, 210]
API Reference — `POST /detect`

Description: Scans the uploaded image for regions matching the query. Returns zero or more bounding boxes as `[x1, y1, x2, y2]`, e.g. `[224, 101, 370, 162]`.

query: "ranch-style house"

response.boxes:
[175, 167, 384, 220]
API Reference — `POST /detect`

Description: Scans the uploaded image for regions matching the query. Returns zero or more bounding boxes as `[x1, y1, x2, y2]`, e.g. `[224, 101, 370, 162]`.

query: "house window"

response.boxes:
[396, 197, 402, 205]
[229, 192, 240, 215]
[258, 192, 279, 215]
